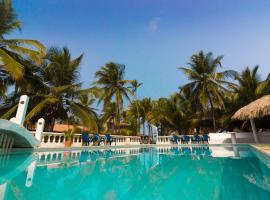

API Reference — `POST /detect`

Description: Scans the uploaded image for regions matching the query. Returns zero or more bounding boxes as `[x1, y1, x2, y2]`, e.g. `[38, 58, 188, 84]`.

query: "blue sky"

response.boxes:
[10, 0, 270, 99]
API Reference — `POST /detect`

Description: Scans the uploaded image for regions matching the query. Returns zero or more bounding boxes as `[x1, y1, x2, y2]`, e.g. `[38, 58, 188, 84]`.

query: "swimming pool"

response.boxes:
[0, 145, 270, 200]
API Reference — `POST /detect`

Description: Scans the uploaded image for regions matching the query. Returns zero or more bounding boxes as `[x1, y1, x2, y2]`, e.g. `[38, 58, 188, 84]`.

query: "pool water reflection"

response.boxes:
[0, 145, 270, 200]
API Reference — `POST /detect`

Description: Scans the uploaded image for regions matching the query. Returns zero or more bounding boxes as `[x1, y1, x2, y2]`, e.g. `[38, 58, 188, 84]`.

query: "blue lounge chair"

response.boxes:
[91, 133, 100, 146]
[82, 132, 90, 146]
[201, 134, 210, 143]
[181, 135, 190, 144]
[191, 134, 201, 144]
[105, 134, 113, 145]
[170, 134, 178, 144]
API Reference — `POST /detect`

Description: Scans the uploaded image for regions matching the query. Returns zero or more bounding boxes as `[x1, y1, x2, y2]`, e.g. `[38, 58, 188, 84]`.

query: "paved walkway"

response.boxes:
[252, 144, 270, 156]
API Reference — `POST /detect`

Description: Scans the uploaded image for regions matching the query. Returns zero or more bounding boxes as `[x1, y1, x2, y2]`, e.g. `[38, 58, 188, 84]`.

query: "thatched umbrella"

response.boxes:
[232, 95, 270, 143]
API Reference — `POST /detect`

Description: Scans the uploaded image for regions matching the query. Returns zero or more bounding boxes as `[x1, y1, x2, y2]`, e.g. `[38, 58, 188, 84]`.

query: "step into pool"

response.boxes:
[0, 145, 270, 200]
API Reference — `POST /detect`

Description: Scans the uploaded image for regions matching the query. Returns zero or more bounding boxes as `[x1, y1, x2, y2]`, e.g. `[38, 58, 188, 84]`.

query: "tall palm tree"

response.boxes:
[138, 98, 152, 135]
[101, 102, 117, 134]
[218, 66, 262, 130]
[24, 47, 98, 131]
[0, 0, 45, 80]
[179, 51, 236, 131]
[234, 66, 261, 105]
[256, 71, 270, 96]
[94, 62, 133, 132]
[129, 80, 142, 134]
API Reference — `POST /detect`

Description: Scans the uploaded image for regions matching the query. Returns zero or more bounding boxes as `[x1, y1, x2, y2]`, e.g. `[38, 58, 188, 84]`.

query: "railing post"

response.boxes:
[14, 95, 29, 126]
[35, 118, 45, 142]
[231, 132, 237, 144]
[126, 137, 130, 145]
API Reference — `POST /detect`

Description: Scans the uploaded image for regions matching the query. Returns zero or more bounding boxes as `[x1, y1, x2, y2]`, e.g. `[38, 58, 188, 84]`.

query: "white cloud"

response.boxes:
[148, 17, 160, 32]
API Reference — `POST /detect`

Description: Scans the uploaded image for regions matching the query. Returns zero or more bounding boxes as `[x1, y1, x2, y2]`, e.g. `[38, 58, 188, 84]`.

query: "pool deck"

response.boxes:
[252, 144, 270, 156]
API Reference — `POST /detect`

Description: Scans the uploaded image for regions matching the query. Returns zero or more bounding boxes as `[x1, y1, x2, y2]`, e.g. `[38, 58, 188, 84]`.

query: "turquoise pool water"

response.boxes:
[0, 145, 270, 200]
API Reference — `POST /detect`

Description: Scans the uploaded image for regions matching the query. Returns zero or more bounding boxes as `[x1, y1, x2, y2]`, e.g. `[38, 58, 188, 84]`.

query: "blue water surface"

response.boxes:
[0, 145, 270, 200]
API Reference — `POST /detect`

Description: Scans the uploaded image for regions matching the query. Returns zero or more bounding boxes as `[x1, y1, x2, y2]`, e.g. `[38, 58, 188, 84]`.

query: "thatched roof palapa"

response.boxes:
[232, 95, 270, 120]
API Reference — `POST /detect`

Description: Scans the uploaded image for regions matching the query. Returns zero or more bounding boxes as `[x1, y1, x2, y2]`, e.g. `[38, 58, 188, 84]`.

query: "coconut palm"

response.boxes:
[94, 62, 133, 132]
[234, 66, 261, 106]
[24, 47, 98, 131]
[129, 80, 142, 133]
[101, 102, 118, 134]
[0, 0, 45, 80]
[179, 51, 236, 131]
[138, 98, 152, 134]
[256, 72, 270, 96]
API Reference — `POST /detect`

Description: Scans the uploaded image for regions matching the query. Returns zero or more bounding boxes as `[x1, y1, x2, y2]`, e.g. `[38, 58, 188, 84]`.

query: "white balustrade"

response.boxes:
[36, 131, 270, 148]
[157, 136, 171, 144]
[38, 132, 141, 148]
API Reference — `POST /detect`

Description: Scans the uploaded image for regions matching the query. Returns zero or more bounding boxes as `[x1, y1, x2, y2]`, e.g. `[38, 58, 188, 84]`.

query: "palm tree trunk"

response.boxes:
[209, 98, 216, 132]
[116, 103, 121, 134]
[143, 120, 145, 135]
[134, 95, 140, 135]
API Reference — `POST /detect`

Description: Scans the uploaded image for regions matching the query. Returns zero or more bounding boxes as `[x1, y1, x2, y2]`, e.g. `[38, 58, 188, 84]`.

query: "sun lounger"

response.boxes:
[170, 134, 178, 144]
[201, 134, 210, 143]
[181, 135, 190, 144]
[82, 132, 90, 146]
[105, 134, 113, 145]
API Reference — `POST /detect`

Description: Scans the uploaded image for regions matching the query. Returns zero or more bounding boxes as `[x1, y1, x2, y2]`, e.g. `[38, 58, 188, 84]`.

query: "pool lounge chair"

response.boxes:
[82, 132, 90, 146]
[170, 134, 178, 144]
[201, 134, 210, 143]
[191, 134, 201, 144]
[105, 134, 113, 145]
[181, 135, 190, 144]
[91, 133, 101, 146]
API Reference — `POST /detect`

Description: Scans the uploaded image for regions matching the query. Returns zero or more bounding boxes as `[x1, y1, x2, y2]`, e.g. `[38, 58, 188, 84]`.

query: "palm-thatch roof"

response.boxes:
[232, 95, 270, 120]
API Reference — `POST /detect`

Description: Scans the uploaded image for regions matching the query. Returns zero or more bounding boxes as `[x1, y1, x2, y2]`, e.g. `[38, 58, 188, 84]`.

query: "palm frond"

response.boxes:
[0, 48, 24, 79]
[26, 97, 59, 121]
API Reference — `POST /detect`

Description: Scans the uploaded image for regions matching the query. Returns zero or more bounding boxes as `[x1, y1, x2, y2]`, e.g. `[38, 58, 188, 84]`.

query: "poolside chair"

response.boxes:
[170, 134, 178, 144]
[201, 134, 210, 144]
[91, 133, 101, 146]
[191, 134, 201, 144]
[105, 134, 113, 145]
[181, 135, 190, 144]
[82, 132, 90, 146]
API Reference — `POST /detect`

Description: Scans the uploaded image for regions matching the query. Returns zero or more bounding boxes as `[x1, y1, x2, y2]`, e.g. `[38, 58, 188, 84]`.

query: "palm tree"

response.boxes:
[24, 47, 98, 131]
[138, 98, 152, 135]
[101, 102, 118, 134]
[179, 51, 236, 131]
[234, 66, 261, 105]
[218, 66, 262, 130]
[256, 71, 270, 96]
[0, 0, 45, 80]
[129, 80, 142, 134]
[94, 62, 133, 133]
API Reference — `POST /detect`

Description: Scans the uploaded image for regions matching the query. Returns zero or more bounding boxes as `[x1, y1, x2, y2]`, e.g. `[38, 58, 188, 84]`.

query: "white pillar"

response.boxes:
[231, 132, 237, 144]
[35, 118, 45, 142]
[14, 95, 29, 126]
[250, 118, 259, 144]
[25, 160, 37, 187]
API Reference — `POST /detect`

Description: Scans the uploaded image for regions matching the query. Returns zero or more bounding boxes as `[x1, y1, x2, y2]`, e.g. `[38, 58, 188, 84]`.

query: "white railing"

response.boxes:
[157, 132, 270, 144]
[38, 132, 141, 148]
[34, 131, 270, 148]
[157, 136, 171, 144]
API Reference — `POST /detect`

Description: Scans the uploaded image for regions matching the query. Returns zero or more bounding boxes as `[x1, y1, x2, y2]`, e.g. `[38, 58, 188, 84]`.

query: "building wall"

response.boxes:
[208, 132, 270, 144]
